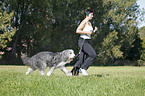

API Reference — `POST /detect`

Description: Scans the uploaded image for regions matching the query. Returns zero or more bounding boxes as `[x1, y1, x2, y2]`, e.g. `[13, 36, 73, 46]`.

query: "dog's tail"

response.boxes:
[21, 55, 31, 66]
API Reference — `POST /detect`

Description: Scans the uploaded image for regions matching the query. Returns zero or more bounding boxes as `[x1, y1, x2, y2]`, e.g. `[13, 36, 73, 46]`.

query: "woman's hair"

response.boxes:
[84, 9, 94, 16]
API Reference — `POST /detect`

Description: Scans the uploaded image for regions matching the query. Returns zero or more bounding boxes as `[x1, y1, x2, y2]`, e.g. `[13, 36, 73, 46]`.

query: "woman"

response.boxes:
[72, 9, 98, 76]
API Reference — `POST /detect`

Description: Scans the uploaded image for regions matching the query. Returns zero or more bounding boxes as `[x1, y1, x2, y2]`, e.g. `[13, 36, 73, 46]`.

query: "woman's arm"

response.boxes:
[91, 26, 98, 35]
[76, 21, 91, 35]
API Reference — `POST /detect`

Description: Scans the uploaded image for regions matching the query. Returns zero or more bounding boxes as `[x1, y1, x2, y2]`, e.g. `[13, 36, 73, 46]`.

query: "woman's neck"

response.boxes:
[84, 17, 90, 22]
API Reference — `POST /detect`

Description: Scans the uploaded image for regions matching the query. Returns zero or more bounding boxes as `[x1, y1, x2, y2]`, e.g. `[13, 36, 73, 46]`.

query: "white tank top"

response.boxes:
[80, 21, 93, 39]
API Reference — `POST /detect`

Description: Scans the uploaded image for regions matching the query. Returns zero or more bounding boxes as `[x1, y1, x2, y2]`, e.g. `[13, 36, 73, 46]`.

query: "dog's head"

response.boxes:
[21, 53, 31, 66]
[62, 49, 75, 63]
[21, 53, 27, 59]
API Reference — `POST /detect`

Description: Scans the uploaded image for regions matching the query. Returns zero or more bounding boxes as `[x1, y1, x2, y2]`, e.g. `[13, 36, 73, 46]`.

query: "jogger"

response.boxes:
[71, 9, 98, 76]
[74, 38, 96, 70]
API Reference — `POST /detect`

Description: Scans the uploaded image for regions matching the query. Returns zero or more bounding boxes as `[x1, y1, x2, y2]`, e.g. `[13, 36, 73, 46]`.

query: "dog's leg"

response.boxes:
[59, 66, 72, 76]
[40, 71, 45, 76]
[26, 68, 33, 75]
[39, 62, 47, 76]
[47, 66, 55, 76]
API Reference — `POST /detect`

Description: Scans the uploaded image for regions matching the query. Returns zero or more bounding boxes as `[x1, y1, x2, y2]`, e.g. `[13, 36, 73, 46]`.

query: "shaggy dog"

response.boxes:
[22, 49, 75, 76]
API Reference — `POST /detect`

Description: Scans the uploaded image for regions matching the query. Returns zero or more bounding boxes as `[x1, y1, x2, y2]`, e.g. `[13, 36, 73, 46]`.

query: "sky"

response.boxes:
[137, 0, 145, 28]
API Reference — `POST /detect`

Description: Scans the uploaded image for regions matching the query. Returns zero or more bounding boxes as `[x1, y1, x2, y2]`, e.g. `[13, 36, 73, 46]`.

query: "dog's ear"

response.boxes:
[61, 51, 70, 62]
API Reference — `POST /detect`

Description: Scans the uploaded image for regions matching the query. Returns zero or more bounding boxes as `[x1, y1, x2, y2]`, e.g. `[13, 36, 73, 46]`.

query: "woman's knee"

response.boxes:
[90, 53, 96, 59]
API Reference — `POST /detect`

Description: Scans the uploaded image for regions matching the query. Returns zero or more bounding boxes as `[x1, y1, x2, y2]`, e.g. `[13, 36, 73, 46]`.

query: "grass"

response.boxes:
[0, 66, 145, 96]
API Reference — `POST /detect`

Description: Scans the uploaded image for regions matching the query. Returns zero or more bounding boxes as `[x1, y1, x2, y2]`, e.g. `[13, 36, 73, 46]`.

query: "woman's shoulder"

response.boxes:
[82, 19, 91, 24]
[82, 19, 87, 23]
[79, 20, 87, 25]
[80, 20, 88, 25]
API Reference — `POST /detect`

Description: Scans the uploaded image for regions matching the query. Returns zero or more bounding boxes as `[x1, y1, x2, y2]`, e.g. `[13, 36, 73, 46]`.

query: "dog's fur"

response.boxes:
[22, 49, 75, 76]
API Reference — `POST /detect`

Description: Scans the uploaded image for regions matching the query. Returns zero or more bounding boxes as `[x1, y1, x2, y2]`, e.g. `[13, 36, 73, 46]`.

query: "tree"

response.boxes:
[138, 26, 145, 64]
[0, 3, 16, 55]
[127, 33, 143, 61]
[141, 37, 145, 60]
[139, 26, 145, 39]
[101, 31, 123, 65]
[93, 0, 141, 65]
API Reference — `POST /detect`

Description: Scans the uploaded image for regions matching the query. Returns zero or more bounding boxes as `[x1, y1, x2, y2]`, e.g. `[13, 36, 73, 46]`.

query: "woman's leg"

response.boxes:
[81, 40, 96, 70]
[74, 48, 85, 68]
[74, 39, 85, 68]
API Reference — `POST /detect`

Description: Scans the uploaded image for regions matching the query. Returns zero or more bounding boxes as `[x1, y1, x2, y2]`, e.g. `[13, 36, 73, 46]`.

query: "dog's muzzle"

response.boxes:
[67, 54, 75, 63]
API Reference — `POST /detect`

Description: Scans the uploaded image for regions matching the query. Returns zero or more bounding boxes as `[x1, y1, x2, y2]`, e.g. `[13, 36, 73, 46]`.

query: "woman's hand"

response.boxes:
[94, 27, 98, 33]
[89, 26, 98, 35]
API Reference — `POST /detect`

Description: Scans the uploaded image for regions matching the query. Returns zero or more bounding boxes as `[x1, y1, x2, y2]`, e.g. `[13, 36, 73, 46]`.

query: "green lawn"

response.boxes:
[0, 66, 145, 96]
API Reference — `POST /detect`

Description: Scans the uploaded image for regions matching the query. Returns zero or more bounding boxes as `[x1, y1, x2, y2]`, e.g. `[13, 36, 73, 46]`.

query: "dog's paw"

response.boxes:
[26, 72, 29, 75]
[47, 72, 51, 76]
[40, 71, 45, 76]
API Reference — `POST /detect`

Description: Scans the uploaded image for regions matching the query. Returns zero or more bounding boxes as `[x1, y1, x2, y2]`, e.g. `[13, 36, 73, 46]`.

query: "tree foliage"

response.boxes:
[138, 26, 145, 64]
[0, 3, 16, 49]
[139, 26, 145, 39]
[141, 37, 145, 60]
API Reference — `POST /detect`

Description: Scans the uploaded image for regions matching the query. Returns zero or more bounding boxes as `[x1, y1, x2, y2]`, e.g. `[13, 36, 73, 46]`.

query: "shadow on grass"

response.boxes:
[89, 74, 110, 77]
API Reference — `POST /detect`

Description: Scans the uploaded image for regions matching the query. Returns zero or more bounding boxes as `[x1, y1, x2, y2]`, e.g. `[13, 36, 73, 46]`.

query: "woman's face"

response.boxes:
[88, 13, 93, 20]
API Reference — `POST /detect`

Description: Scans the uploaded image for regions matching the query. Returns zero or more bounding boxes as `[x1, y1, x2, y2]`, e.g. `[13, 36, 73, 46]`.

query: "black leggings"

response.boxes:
[74, 38, 96, 70]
